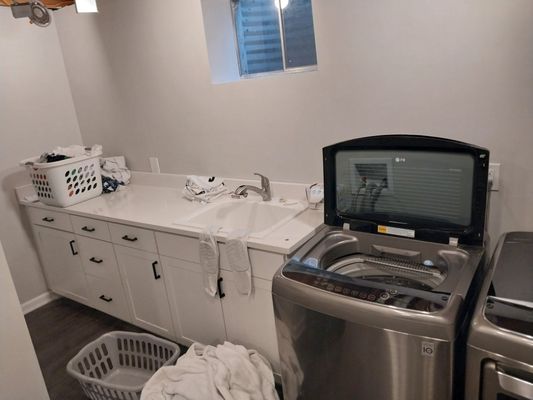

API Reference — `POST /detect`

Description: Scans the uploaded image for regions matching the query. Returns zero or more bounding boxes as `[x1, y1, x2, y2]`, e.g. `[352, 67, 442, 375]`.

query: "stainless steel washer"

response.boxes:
[465, 232, 533, 400]
[272, 135, 490, 400]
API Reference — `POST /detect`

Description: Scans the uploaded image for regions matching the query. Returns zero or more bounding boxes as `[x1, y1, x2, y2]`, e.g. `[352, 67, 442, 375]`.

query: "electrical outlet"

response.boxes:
[149, 157, 161, 174]
[488, 163, 500, 191]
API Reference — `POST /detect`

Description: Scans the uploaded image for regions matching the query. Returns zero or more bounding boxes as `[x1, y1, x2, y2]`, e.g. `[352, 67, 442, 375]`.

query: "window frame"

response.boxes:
[230, 0, 318, 79]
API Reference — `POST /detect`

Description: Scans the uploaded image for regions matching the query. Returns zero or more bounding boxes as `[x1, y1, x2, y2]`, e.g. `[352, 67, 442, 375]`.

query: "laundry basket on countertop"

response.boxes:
[66, 331, 180, 400]
[20, 150, 102, 207]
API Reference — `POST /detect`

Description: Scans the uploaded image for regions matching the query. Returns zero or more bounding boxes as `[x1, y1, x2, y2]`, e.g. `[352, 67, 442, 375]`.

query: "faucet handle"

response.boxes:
[253, 173, 270, 189]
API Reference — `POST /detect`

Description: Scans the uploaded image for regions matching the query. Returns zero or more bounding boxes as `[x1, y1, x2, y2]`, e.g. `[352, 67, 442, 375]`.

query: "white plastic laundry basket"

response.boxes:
[66, 331, 180, 400]
[20, 151, 102, 207]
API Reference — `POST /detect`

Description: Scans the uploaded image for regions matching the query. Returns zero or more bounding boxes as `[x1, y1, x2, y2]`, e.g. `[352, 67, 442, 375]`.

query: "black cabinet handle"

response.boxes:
[122, 235, 138, 242]
[42, 217, 54, 222]
[90, 257, 103, 264]
[69, 240, 78, 256]
[217, 277, 225, 299]
[99, 295, 113, 303]
[82, 226, 95, 232]
[152, 261, 161, 280]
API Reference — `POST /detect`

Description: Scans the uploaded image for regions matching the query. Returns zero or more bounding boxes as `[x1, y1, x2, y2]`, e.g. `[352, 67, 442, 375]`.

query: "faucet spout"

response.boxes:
[234, 173, 272, 201]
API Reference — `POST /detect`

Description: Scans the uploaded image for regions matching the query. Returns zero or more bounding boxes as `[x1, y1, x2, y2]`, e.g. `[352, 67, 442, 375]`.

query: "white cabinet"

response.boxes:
[33, 225, 88, 304]
[220, 271, 280, 372]
[115, 245, 174, 338]
[162, 256, 226, 346]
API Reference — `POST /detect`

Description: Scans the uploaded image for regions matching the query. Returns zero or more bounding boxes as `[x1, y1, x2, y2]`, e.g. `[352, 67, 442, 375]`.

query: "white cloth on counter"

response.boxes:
[100, 156, 131, 185]
[225, 230, 253, 296]
[49, 144, 102, 159]
[199, 227, 220, 297]
[141, 342, 279, 400]
[183, 176, 228, 203]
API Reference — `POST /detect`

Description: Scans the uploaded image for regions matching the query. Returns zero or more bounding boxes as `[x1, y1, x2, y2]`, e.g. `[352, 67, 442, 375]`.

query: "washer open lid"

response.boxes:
[323, 135, 489, 246]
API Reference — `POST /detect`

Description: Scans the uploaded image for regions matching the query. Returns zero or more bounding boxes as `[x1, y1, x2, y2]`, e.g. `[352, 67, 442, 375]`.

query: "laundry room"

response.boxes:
[1, 0, 532, 399]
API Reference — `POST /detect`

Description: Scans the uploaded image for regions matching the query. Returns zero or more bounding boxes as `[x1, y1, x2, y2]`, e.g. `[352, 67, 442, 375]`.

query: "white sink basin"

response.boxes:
[176, 199, 306, 238]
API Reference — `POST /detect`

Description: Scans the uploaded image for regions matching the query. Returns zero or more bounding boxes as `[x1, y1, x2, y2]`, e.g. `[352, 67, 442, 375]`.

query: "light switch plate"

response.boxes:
[488, 163, 500, 191]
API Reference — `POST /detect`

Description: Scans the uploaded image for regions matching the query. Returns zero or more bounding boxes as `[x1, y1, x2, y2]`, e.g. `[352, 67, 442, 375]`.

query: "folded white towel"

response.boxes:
[141, 342, 279, 400]
[226, 230, 253, 296]
[199, 227, 220, 297]
[183, 176, 228, 203]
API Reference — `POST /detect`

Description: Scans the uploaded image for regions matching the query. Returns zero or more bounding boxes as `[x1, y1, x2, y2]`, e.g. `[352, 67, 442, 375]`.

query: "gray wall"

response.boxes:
[3, 0, 533, 303]
[0, 9, 82, 303]
[54, 0, 533, 244]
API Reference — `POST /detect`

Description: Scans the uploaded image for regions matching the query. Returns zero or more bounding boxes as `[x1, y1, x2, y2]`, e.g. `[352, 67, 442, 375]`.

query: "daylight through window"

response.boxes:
[231, 0, 317, 77]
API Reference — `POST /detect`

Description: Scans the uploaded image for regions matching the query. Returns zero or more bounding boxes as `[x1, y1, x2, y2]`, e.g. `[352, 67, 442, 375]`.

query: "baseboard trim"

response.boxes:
[22, 291, 59, 315]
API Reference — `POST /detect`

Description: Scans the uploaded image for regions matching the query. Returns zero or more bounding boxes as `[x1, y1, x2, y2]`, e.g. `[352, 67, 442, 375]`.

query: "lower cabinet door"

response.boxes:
[114, 245, 174, 338]
[162, 256, 227, 345]
[220, 271, 280, 372]
[34, 225, 89, 304]
[86, 275, 131, 322]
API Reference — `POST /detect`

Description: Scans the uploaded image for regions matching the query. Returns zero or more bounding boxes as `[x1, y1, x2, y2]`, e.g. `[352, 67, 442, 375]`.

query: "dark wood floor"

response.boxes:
[25, 298, 283, 400]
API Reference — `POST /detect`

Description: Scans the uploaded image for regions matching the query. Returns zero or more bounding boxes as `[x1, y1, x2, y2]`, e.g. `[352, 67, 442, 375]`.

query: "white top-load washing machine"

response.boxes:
[272, 135, 490, 400]
[465, 232, 533, 400]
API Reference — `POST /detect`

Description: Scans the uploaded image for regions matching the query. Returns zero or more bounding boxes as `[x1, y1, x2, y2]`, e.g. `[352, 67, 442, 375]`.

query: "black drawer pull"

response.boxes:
[217, 277, 225, 299]
[122, 235, 138, 242]
[99, 295, 113, 303]
[69, 240, 78, 256]
[82, 226, 96, 232]
[42, 217, 55, 222]
[90, 257, 103, 264]
[152, 261, 161, 280]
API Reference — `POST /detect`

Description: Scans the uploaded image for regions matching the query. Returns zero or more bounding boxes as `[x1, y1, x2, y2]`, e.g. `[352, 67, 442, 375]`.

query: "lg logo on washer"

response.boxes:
[422, 342, 436, 357]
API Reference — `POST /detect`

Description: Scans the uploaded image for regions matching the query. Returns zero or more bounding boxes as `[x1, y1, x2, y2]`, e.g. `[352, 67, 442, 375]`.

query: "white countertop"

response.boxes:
[19, 174, 324, 254]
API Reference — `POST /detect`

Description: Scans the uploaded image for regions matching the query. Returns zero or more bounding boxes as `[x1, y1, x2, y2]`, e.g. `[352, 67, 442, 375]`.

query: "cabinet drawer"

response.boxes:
[28, 206, 72, 231]
[77, 236, 119, 280]
[155, 232, 199, 263]
[109, 223, 157, 253]
[71, 216, 111, 242]
[220, 245, 285, 281]
[86, 275, 131, 322]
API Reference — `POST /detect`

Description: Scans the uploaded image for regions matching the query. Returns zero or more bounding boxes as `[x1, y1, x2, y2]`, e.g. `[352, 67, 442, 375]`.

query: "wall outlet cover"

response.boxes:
[149, 157, 161, 174]
[488, 163, 501, 191]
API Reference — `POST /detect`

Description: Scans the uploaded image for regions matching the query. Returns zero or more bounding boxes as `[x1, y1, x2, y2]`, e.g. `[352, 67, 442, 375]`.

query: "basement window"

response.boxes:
[231, 0, 318, 77]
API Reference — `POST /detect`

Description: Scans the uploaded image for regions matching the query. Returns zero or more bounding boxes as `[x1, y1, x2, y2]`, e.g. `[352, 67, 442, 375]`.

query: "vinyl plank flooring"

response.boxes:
[25, 297, 283, 400]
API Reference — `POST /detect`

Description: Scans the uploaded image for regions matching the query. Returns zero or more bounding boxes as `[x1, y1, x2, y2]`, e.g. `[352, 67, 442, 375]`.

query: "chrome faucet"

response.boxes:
[234, 173, 272, 201]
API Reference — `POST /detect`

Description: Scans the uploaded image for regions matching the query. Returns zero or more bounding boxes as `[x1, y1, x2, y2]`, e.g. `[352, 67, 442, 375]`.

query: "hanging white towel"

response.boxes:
[199, 227, 220, 297]
[226, 230, 253, 296]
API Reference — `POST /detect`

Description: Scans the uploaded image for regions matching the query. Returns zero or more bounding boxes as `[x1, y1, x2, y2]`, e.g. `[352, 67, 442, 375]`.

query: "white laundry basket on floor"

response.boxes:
[20, 151, 102, 207]
[66, 331, 180, 400]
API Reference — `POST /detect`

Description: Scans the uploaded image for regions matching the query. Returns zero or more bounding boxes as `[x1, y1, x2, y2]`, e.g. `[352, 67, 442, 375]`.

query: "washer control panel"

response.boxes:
[282, 261, 447, 312]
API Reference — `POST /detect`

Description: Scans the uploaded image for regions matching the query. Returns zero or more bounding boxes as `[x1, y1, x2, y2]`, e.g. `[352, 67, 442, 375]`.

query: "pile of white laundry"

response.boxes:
[141, 342, 279, 400]
[182, 176, 228, 203]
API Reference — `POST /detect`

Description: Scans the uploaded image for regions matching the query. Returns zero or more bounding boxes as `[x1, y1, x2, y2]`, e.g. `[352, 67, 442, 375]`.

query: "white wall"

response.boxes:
[53, 0, 533, 243]
[0, 9, 82, 303]
[0, 241, 50, 400]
